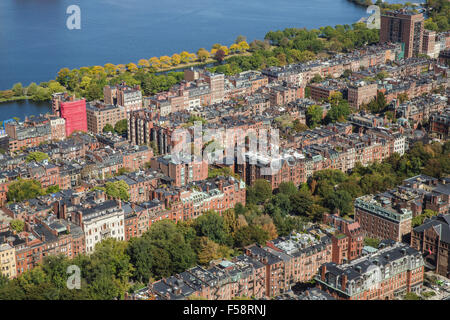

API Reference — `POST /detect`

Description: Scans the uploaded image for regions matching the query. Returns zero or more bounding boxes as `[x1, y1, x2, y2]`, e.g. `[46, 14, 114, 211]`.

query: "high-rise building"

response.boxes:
[380, 10, 424, 58]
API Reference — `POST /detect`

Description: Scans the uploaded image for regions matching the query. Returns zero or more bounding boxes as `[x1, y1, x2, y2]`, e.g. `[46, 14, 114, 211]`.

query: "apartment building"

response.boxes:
[86, 101, 127, 134]
[354, 194, 413, 242]
[70, 198, 125, 253]
[150, 154, 208, 187]
[411, 214, 450, 278]
[347, 82, 378, 109]
[0, 243, 16, 279]
[316, 241, 424, 300]
[380, 10, 424, 58]
[103, 83, 143, 113]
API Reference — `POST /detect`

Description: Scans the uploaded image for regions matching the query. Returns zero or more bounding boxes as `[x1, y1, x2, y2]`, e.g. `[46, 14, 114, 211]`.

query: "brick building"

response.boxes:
[323, 213, 364, 264]
[347, 82, 378, 109]
[150, 154, 208, 187]
[354, 194, 413, 242]
[316, 241, 424, 300]
[411, 214, 450, 278]
[103, 83, 143, 113]
[380, 10, 424, 58]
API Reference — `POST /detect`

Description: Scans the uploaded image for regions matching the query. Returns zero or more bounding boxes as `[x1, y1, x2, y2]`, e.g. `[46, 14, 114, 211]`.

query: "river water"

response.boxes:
[0, 0, 407, 120]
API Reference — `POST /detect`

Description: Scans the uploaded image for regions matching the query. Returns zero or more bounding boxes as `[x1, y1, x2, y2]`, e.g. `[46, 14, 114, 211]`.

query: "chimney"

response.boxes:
[321, 265, 327, 281]
[66, 224, 71, 233]
[342, 274, 348, 291]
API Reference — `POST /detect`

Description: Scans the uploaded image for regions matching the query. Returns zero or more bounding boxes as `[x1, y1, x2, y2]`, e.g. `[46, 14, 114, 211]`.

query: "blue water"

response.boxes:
[0, 0, 371, 90]
[0, 0, 409, 121]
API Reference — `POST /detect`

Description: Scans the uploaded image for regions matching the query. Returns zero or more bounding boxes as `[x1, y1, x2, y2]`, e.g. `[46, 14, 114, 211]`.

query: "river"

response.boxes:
[0, 0, 408, 121]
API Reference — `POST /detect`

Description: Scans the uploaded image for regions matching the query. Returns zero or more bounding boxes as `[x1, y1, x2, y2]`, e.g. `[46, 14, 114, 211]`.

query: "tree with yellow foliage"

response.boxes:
[159, 56, 171, 68]
[180, 51, 190, 64]
[148, 57, 160, 69]
[126, 63, 138, 72]
[238, 41, 250, 52]
[116, 64, 126, 73]
[171, 53, 181, 66]
[229, 43, 239, 53]
[104, 63, 116, 75]
[138, 59, 150, 68]
[197, 48, 210, 62]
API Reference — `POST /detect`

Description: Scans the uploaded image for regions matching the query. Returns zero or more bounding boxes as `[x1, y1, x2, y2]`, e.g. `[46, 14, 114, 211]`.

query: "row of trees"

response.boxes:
[0, 81, 65, 102]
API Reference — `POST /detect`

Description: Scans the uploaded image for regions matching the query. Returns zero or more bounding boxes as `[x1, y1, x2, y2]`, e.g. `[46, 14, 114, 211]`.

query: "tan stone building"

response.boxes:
[0, 243, 17, 279]
[348, 82, 378, 109]
[86, 102, 127, 134]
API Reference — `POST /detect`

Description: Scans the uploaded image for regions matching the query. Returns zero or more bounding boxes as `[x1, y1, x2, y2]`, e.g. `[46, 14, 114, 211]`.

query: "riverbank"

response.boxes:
[0, 96, 31, 104]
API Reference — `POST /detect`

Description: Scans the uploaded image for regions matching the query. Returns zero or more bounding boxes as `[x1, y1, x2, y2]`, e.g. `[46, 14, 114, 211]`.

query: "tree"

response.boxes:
[105, 180, 130, 201]
[127, 220, 196, 281]
[291, 190, 314, 216]
[10, 219, 25, 232]
[171, 54, 181, 66]
[197, 49, 210, 62]
[237, 41, 250, 52]
[126, 63, 138, 72]
[193, 211, 232, 245]
[247, 179, 272, 205]
[114, 119, 128, 136]
[180, 51, 191, 64]
[46, 185, 60, 194]
[26, 151, 49, 163]
[138, 59, 150, 69]
[12, 83, 24, 96]
[7, 179, 44, 203]
[214, 49, 226, 63]
[235, 35, 247, 44]
[104, 63, 116, 75]
[229, 43, 239, 53]
[26, 83, 39, 96]
[149, 57, 161, 69]
[234, 225, 269, 247]
[196, 237, 220, 265]
[277, 182, 298, 197]
[102, 123, 114, 133]
[306, 105, 323, 128]
[159, 56, 171, 68]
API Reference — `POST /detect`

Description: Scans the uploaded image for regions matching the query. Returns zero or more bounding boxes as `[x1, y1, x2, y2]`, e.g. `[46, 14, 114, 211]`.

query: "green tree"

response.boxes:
[46, 185, 60, 194]
[12, 83, 24, 96]
[247, 179, 272, 205]
[127, 220, 196, 281]
[26, 152, 49, 163]
[26, 83, 39, 96]
[306, 105, 323, 128]
[10, 219, 25, 232]
[105, 180, 130, 201]
[114, 119, 128, 135]
[234, 225, 270, 247]
[7, 179, 44, 203]
[103, 123, 114, 133]
[193, 211, 232, 245]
